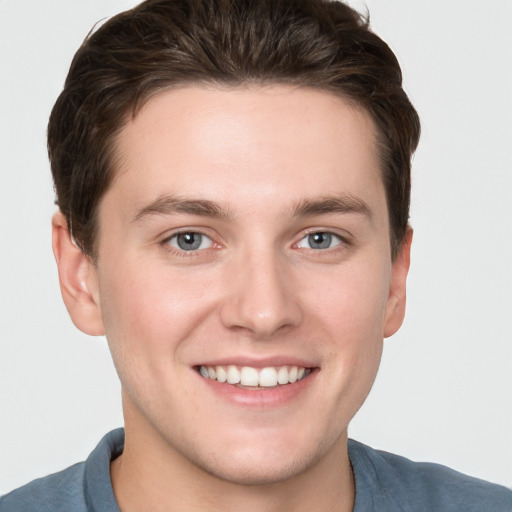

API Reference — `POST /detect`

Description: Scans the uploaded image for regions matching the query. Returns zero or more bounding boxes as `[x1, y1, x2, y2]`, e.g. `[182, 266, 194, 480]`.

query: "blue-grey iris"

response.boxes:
[308, 232, 332, 249]
[177, 232, 203, 250]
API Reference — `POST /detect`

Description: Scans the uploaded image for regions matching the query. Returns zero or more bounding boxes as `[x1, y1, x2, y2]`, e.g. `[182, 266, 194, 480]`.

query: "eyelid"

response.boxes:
[295, 227, 351, 246]
[296, 231, 342, 250]
[159, 225, 216, 243]
[157, 226, 351, 256]
[169, 232, 213, 251]
[159, 228, 221, 256]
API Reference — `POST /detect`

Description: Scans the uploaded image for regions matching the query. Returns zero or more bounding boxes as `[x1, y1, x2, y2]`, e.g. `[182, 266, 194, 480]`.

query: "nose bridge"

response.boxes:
[220, 242, 302, 337]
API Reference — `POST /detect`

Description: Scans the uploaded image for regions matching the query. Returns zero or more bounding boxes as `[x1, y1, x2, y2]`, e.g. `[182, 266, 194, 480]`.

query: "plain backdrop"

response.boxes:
[1, 0, 511, 494]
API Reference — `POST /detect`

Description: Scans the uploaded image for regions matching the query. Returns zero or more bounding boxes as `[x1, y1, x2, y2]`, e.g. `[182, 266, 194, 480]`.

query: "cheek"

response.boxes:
[308, 259, 391, 341]
[97, 259, 219, 367]
[305, 259, 389, 399]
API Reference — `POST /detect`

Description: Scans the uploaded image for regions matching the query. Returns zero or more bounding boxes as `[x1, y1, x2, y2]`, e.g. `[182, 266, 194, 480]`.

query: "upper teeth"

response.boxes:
[199, 365, 310, 387]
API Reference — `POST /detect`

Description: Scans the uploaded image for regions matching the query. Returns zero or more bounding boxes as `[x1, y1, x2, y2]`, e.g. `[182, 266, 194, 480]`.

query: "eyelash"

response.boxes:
[295, 231, 348, 251]
[160, 231, 216, 256]
[159, 229, 351, 257]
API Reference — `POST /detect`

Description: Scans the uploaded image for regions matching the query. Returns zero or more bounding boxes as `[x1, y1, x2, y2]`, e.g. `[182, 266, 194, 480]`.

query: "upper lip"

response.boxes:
[192, 355, 318, 369]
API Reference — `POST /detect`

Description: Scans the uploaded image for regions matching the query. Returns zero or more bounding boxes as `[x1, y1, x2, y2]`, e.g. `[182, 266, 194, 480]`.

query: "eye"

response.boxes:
[167, 232, 213, 251]
[296, 232, 342, 250]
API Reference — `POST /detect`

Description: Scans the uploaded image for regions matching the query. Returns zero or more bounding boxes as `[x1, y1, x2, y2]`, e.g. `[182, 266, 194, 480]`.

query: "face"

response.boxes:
[63, 85, 410, 484]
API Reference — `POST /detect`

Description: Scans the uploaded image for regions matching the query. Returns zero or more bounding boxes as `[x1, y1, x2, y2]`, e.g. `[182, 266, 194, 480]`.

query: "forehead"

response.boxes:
[107, 85, 385, 222]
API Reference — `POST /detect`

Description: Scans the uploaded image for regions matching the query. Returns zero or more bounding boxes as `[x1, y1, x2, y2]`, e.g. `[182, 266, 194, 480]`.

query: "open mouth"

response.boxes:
[196, 364, 313, 388]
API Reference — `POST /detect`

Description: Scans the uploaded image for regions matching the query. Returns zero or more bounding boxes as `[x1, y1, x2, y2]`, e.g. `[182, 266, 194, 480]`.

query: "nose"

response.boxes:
[219, 250, 303, 339]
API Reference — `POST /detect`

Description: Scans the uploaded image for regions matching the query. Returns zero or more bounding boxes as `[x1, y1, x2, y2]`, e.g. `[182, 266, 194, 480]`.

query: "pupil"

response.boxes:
[177, 232, 201, 250]
[309, 232, 331, 249]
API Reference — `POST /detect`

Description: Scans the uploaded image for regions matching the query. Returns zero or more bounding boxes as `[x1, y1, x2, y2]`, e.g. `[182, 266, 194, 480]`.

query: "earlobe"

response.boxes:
[52, 212, 105, 336]
[384, 228, 413, 338]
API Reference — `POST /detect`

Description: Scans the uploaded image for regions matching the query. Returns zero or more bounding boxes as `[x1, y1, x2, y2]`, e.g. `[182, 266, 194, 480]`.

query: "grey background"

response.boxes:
[1, 0, 511, 493]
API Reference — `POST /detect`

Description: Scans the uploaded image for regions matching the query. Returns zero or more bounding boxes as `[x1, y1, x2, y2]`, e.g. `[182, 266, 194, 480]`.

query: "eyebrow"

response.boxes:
[132, 195, 233, 222]
[132, 193, 372, 223]
[291, 194, 373, 219]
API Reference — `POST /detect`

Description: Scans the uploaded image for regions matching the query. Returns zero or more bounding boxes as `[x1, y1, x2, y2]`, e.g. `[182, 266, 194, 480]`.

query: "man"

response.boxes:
[1, 0, 511, 510]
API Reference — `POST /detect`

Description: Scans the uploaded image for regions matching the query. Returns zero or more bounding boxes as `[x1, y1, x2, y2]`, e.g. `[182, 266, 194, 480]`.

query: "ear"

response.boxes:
[384, 227, 413, 338]
[52, 212, 105, 336]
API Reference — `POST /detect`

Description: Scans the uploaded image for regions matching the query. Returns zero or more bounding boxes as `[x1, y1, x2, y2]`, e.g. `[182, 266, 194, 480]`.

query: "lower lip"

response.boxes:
[197, 369, 318, 407]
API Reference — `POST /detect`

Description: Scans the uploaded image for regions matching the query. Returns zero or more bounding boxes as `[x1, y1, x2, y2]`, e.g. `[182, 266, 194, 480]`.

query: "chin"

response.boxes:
[182, 429, 339, 486]
[201, 450, 315, 486]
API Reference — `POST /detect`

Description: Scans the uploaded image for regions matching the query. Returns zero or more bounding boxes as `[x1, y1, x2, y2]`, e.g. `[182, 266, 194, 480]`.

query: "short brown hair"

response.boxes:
[48, 0, 420, 259]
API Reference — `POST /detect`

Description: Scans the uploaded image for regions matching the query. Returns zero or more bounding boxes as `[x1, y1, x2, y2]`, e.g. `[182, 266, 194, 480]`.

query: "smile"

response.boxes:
[198, 364, 312, 388]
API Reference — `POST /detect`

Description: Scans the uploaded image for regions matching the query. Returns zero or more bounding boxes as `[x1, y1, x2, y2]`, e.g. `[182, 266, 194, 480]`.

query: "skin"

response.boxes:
[52, 85, 412, 512]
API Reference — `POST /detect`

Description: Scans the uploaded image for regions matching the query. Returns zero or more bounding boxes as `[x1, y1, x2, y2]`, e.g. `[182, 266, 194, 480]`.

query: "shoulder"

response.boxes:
[0, 429, 124, 512]
[0, 463, 87, 512]
[348, 439, 512, 512]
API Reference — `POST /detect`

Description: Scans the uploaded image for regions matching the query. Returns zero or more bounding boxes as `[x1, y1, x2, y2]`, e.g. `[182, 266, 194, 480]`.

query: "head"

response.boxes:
[49, 0, 419, 262]
[50, 0, 420, 490]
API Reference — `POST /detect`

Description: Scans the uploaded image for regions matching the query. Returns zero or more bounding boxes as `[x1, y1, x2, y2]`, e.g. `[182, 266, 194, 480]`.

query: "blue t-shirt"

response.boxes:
[1, 429, 511, 511]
